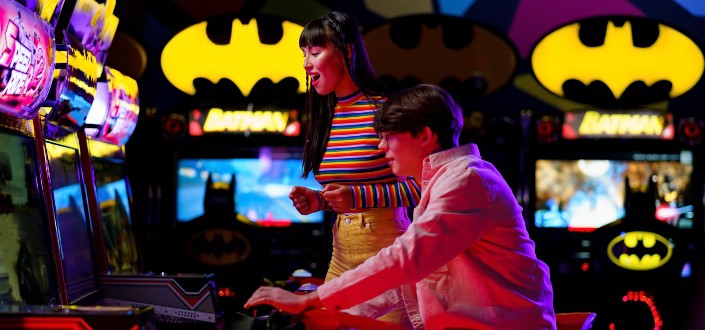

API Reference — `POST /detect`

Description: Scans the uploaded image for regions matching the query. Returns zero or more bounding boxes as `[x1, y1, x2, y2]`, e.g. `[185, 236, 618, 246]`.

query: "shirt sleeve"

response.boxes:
[349, 176, 421, 209]
[318, 168, 497, 311]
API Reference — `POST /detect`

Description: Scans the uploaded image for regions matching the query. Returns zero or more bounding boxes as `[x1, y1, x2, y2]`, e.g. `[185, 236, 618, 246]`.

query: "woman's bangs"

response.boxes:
[299, 20, 331, 48]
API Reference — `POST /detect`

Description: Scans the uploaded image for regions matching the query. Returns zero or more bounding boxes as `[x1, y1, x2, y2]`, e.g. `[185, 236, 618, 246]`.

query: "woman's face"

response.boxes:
[302, 41, 355, 96]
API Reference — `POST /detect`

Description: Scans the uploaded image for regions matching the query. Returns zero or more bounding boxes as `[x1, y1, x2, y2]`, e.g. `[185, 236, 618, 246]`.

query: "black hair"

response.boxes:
[298, 11, 389, 177]
[373, 84, 463, 150]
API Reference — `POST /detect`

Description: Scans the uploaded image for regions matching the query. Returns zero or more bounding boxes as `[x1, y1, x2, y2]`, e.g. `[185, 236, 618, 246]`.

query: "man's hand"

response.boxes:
[289, 186, 321, 215]
[322, 184, 353, 212]
[244, 286, 322, 314]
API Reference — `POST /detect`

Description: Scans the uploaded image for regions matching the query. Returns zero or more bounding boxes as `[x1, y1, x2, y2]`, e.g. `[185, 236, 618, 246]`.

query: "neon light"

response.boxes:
[0, 0, 55, 118]
[607, 231, 673, 271]
[161, 18, 305, 96]
[578, 111, 665, 137]
[613, 291, 663, 329]
[202, 108, 289, 133]
[532, 19, 704, 100]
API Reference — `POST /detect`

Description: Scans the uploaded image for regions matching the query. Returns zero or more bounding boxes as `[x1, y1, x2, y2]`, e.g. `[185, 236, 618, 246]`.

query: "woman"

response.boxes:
[289, 11, 421, 328]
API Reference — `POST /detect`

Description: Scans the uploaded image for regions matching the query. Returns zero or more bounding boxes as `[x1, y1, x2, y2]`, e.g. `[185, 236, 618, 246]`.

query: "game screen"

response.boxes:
[45, 142, 99, 303]
[177, 148, 323, 224]
[0, 131, 57, 305]
[92, 157, 139, 273]
[534, 151, 695, 232]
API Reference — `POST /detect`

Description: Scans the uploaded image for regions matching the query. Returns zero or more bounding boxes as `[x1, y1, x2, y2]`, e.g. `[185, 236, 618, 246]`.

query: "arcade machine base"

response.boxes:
[100, 273, 223, 329]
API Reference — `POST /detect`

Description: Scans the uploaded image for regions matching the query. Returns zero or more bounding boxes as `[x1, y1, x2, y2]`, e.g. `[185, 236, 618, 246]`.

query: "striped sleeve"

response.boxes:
[350, 176, 421, 209]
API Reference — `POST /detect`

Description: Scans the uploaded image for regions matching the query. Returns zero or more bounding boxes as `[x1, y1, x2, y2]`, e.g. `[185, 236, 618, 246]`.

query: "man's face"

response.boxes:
[377, 131, 425, 178]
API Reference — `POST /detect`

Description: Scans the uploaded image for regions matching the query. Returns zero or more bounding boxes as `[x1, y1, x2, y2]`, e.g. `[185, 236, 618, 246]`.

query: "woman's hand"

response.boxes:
[244, 286, 322, 314]
[289, 186, 321, 215]
[322, 184, 353, 212]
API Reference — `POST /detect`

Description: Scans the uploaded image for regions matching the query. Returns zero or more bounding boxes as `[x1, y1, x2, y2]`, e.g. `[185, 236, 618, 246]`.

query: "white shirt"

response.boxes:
[317, 144, 556, 329]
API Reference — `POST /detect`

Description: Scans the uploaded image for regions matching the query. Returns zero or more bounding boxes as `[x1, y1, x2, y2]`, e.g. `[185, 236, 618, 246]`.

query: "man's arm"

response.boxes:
[318, 169, 495, 311]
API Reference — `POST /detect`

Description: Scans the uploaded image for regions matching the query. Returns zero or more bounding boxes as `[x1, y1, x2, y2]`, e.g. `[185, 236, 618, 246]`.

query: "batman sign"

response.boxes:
[363, 15, 517, 104]
[188, 228, 251, 266]
[531, 16, 704, 108]
[161, 16, 305, 97]
[606, 231, 673, 271]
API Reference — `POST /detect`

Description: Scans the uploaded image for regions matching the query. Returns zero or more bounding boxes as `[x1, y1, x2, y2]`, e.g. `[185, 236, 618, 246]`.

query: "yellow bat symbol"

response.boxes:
[161, 18, 305, 96]
[607, 231, 673, 271]
[364, 16, 516, 95]
[531, 16, 704, 106]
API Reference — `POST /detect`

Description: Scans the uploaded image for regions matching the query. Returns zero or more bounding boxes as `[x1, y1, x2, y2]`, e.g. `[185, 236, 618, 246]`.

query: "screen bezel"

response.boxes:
[0, 127, 60, 305]
[91, 155, 142, 275]
[45, 140, 102, 305]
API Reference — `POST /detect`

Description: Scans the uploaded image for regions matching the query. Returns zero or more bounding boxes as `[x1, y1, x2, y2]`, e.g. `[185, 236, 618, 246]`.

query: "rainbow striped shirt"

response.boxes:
[314, 91, 421, 210]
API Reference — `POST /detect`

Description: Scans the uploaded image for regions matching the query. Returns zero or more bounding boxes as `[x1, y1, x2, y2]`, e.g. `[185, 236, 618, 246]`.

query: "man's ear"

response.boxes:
[420, 126, 438, 146]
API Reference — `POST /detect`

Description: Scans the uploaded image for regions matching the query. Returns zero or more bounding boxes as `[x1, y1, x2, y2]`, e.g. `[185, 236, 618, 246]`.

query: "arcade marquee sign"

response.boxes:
[189, 107, 300, 136]
[0, 0, 55, 119]
[563, 109, 674, 140]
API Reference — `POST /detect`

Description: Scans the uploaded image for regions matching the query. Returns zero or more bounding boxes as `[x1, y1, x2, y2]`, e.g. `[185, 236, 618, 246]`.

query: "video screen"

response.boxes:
[534, 151, 694, 232]
[45, 142, 99, 303]
[0, 131, 57, 305]
[92, 157, 139, 273]
[177, 148, 323, 225]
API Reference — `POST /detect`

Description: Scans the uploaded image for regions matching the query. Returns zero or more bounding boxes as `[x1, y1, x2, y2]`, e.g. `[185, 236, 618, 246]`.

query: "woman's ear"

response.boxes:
[346, 44, 354, 62]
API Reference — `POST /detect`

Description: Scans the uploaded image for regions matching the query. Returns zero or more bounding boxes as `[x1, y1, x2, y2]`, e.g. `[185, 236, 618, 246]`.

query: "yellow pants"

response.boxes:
[325, 207, 412, 329]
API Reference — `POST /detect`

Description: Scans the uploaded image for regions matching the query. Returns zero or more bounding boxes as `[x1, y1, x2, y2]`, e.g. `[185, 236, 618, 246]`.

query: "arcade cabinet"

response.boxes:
[526, 110, 704, 329]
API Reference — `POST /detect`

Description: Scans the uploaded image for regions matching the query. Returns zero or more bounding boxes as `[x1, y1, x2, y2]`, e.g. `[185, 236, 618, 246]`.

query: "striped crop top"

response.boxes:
[314, 90, 421, 210]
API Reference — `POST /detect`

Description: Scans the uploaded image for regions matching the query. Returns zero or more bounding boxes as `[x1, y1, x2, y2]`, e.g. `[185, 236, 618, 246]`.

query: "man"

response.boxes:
[245, 84, 556, 329]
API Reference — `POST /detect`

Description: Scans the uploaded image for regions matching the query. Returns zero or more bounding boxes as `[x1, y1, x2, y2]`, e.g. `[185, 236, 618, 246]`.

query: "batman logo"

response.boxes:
[363, 15, 516, 103]
[188, 228, 251, 266]
[161, 16, 305, 97]
[607, 231, 672, 271]
[531, 16, 704, 108]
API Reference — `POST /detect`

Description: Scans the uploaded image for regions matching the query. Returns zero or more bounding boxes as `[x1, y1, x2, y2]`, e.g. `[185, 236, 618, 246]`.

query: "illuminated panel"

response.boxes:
[46, 34, 99, 131]
[189, 108, 300, 136]
[531, 16, 704, 108]
[606, 231, 673, 271]
[23, 0, 66, 28]
[534, 152, 694, 232]
[562, 109, 674, 140]
[0, 1, 55, 119]
[83, 81, 109, 137]
[87, 67, 139, 145]
[65, 0, 119, 76]
[161, 17, 305, 96]
[99, 67, 139, 145]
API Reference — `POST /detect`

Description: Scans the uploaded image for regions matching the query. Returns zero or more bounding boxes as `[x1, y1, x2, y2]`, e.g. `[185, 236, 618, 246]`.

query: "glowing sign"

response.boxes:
[190, 108, 300, 136]
[86, 67, 139, 145]
[0, 1, 55, 119]
[66, 0, 119, 75]
[563, 109, 673, 139]
[161, 17, 305, 96]
[99, 67, 139, 145]
[607, 231, 673, 271]
[46, 34, 98, 131]
[24, 0, 66, 28]
[531, 16, 704, 107]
